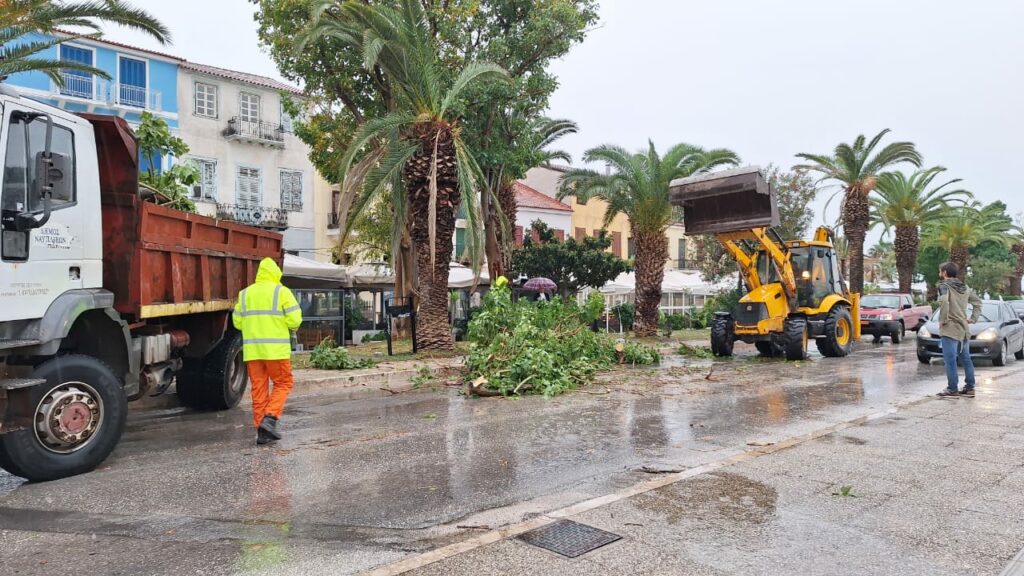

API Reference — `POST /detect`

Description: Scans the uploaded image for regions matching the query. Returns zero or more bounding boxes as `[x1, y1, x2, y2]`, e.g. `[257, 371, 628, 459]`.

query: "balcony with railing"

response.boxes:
[216, 204, 289, 230]
[223, 117, 286, 148]
[673, 258, 696, 270]
[53, 72, 163, 111]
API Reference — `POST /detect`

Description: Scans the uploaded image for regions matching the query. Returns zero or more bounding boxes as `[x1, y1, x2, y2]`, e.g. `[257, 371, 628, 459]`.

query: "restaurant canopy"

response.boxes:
[282, 254, 349, 289]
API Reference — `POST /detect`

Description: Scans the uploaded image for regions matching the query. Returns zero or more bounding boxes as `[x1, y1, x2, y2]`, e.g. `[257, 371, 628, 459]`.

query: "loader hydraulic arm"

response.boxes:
[716, 227, 797, 299]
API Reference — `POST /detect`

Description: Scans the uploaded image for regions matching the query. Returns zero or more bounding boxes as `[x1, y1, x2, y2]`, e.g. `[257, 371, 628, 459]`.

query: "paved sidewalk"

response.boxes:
[397, 372, 1024, 576]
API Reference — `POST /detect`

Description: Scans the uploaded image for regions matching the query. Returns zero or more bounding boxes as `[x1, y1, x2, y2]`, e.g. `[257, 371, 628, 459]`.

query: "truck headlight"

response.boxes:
[919, 326, 931, 338]
[977, 328, 999, 342]
[878, 314, 893, 321]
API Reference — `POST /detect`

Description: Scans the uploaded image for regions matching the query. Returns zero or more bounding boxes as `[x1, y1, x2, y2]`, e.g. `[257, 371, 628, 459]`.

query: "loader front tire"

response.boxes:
[783, 316, 809, 361]
[816, 306, 854, 358]
[711, 314, 735, 357]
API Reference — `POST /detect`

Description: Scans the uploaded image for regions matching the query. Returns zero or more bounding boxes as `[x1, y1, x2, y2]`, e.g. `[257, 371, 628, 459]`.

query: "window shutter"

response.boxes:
[555, 229, 565, 241]
[612, 231, 622, 257]
[514, 226, 524, 247]
[575, 227, 586, 241]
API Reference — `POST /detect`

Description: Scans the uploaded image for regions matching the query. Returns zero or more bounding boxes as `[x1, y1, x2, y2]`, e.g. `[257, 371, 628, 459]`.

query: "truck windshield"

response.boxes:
[861, 295, 901, 309]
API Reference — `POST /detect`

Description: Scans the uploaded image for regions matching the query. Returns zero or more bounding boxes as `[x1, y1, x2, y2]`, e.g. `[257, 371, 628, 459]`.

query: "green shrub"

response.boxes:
[310, 338, 376, 370]
[623, 342, 661, 365]
[361, 331, 387, 343]
[466, 285, 658, 396]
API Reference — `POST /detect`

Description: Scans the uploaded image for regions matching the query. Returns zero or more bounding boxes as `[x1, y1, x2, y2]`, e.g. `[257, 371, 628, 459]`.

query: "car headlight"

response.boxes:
[977, 328, 999, 342]
[919, 326, 931, 338]
[878, 314, 893, 321]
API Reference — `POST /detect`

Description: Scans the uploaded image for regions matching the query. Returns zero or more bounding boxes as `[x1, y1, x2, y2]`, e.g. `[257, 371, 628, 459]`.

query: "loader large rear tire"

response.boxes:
[710, 315, 735, 357]
[783, 316, 809, 361]
[816, 306, 854, 358]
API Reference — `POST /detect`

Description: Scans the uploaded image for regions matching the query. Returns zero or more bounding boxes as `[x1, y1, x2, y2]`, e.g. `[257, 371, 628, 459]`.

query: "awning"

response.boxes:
[346, 262, 395, 290]
[448, 262, 489, 289]
[282, 254, 350, 289]
[600, 269, 736, 297]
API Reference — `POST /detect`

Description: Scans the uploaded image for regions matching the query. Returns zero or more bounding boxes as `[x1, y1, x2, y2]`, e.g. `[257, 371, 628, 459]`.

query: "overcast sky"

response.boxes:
[113, 0, 1024, 237]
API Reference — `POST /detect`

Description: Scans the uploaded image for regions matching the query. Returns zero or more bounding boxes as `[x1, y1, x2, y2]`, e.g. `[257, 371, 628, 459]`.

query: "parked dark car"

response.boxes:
[917, 300, 1024, 366]
[1010, 300, 1024, 321]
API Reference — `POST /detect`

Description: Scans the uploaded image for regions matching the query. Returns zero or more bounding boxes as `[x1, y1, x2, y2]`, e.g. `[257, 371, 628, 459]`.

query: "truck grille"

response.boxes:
[733, 302, 768, 326]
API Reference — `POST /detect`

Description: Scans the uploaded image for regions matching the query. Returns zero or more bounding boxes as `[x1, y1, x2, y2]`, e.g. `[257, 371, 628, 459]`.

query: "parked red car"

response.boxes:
[859, 293, 932, 343]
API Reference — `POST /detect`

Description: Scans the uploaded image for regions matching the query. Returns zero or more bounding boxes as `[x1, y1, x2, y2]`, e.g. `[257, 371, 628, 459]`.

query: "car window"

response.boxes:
[966, 303, 1000, 322]
[861, 295, 900, 308]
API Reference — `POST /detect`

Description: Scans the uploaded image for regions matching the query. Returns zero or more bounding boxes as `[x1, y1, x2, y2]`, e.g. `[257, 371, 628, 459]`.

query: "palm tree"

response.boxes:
[924, 202, 1013, 274]
[558, 141, 739, 336]
[485, 117, 578, 280]
[796, 130, 921, 293]
[1, 0, 170, 85]
[870, 167, 972, 292]
[303, 0, 508, 350]
[1011, 223, 1024, 297]
[866, 241, 896, 284]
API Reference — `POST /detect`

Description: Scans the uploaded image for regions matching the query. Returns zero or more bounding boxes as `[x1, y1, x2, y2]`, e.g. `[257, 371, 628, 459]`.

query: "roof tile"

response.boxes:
[514, 182, 572, 212]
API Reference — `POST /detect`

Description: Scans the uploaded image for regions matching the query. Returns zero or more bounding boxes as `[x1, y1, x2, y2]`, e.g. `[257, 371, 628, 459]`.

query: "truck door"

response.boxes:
[0, 103, 87, 322]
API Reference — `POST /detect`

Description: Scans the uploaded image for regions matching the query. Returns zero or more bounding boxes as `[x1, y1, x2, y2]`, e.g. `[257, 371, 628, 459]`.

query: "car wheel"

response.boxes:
[994, 340, 1008, 367]
[917, 352, 931, 365]
[891, 324, 903, 344]
[1015, 340, 1024, 361]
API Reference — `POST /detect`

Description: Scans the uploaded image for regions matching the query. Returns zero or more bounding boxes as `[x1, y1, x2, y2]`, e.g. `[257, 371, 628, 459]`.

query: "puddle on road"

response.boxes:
[632, 471, 777, 525]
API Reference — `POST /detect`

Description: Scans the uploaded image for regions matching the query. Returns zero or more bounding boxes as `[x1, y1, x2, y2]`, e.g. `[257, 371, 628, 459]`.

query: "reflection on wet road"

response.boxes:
[1, 336, 1019, 575]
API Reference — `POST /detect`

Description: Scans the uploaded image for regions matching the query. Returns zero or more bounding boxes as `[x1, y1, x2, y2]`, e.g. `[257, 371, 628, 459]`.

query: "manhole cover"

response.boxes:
[517, 520, 621, 558]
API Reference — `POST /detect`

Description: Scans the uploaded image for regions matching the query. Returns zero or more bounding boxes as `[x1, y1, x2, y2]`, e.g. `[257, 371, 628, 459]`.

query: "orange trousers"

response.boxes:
[247, 359, 294, 428]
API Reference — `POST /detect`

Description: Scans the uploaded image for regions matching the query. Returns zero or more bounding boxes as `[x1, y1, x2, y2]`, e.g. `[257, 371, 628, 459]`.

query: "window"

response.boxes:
[118, 56, 147, 108]
[194, 82, 217, 118]
[59, 45, 94, 99]
[236, 166, 261, 207]
[627, 236, 635, 259]
[280, 100, 294, 132]
[190, 158, 217, 201]
[3, 114, 76, 260]
[279, 170, 303, 211]
[678, 238, 687, 266]
[240, 93, 260, 123]
[611, 231, 622, 257]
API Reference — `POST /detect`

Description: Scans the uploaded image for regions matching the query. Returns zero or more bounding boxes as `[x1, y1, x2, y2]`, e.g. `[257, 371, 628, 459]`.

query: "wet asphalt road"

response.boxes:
[1, 335, 1020, 575]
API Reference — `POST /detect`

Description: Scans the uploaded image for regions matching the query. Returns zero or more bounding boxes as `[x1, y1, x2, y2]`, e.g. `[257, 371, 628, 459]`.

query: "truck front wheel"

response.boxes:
[0, 355, 127, 482]
[816, 306, 854, 358]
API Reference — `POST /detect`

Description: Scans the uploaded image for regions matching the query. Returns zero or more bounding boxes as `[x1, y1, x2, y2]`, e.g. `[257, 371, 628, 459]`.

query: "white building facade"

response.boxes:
[176, 62, 318, 260]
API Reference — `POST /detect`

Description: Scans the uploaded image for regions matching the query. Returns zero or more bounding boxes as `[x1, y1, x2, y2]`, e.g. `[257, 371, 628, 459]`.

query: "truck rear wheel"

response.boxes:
[710, 315, 735, 357]
[783, 317, 809, 361]
[0, 355, 127, 482]
[816, 306, 854, 358]
[175, 333, 246, 410]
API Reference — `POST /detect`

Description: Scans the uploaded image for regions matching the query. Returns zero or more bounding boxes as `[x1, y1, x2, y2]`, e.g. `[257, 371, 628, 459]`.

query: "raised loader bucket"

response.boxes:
[669, 166, 779, 235]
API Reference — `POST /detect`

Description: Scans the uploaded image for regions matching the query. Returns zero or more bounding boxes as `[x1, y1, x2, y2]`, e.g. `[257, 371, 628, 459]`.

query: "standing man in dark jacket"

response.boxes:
[936, 262, 982, 397]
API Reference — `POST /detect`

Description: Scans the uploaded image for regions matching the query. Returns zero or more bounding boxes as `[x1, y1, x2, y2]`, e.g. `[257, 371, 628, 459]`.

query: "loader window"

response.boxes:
[756, 251, 781, 285]
[792, 247, 832, 308]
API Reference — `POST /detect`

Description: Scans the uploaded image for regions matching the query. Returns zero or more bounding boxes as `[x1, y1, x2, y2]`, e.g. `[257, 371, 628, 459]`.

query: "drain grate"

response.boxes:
[517, 520, 622, 558]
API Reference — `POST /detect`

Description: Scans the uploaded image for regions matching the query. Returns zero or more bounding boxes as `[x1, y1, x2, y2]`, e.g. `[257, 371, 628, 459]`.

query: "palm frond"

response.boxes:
[440, 61, 508, 116]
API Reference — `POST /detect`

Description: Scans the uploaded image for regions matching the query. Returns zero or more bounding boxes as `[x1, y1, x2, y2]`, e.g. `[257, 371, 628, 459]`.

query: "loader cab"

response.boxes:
[789, 244, 846, 310]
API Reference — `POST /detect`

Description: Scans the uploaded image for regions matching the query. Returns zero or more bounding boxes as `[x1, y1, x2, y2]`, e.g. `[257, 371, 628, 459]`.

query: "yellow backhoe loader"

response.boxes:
[669, 167, 860, 360]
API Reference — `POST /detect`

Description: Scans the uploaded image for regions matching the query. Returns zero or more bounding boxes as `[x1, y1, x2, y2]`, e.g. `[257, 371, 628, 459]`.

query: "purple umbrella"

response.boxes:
[522, 277, 557, 292]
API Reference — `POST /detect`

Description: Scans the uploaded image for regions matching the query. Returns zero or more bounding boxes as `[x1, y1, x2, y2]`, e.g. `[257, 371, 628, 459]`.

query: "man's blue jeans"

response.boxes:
[941, 336, 975, 392]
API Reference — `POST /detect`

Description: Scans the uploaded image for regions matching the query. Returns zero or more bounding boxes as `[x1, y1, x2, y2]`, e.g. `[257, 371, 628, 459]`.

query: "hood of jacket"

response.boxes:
[940, 278, 968, 295]
[255, 258, 283, 284]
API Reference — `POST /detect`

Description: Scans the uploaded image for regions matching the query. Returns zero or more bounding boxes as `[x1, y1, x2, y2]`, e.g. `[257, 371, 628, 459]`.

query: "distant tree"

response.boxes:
[867, 241, 896, 284]
[694, 234, 734, 284]
[917, 245, 948, 301]
[1, 0, 169, 84]
[969, 240, 1017, 296]
[559, 141, 739, 336]
[924, 201, 1013, 274]
[765, 165, 818, 241]
[796, 129, 922, 293]
[510, 221, 630, 300]
[136, 112, 198, 213]
[870, 167, 971, 293]
[1011, 217, 1024, 296]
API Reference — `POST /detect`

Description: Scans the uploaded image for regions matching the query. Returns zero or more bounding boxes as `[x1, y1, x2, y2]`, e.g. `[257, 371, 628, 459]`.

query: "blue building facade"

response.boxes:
[4, 33, 181, 170]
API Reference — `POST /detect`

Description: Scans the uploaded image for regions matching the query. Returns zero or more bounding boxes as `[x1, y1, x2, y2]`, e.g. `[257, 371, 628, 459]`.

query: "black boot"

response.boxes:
[259, 415, 282, 440]
[256, 427, 273, 445]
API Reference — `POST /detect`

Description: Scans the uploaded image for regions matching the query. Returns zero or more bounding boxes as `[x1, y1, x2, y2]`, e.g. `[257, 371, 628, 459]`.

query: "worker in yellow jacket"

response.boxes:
[232, 258, 302, 445]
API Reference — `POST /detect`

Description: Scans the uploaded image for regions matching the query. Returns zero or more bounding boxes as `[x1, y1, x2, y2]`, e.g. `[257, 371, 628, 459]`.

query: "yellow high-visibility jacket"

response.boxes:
[232, 258, 303, 361]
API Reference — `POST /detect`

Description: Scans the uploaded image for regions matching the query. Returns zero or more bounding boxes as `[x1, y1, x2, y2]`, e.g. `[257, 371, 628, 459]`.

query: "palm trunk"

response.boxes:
[1011, 243, 1024, 297]
[842, 189, 869, 293]
[633, 230, 668, 337]
[950, 245, 969, 276]
[894, 225, 918, 294]
[405, 122, 458, 350]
